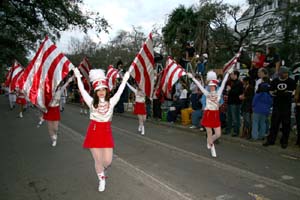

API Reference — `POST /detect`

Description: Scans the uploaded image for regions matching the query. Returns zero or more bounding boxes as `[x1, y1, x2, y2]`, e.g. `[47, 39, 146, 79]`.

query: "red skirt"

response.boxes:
[16, 97, 26, 105]
[133, 102, 146, 115]
[201, 110, 220, 128]
[83, 120, 114, 148]
[43, 106, 61, 121]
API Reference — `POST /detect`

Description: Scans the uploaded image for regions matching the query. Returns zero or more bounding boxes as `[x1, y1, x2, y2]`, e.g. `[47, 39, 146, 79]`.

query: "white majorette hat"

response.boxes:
[206, 70, 217, 81]
[208, 79, 219, 86]
[89, 69, 108, 91]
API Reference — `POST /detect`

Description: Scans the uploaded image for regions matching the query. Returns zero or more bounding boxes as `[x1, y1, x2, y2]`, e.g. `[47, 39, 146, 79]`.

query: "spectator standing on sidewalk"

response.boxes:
[74, 68, 130, 192]
[239, 76, 254, 139]
[263, 66, 296, 149]
[225, 70, 244, 137]
[251, 78, 272, 141]
[187, 68, 232, 158]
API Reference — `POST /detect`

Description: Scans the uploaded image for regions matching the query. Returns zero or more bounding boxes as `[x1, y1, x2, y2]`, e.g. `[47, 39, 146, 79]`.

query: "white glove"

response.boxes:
[73, 68, 82, 78]
[187, 72, 194, 79]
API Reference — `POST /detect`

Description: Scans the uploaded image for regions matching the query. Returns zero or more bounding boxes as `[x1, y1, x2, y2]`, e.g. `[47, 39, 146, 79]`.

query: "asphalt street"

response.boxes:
[0, 96, 299, 200]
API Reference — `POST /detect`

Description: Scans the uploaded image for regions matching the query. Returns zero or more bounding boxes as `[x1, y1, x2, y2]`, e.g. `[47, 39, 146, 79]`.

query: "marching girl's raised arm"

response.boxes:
[110, 71, 131, 106]
[73, 68, 93, 107]
[187, 73, 209, 96]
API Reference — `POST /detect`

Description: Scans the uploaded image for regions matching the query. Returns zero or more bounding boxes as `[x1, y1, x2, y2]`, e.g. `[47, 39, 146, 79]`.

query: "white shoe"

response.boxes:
[138, 125, 142, 132]
[189, 125, 197, 129]
[51, 135, 57, 147]
[141, 126, 145, 135]
[84, 110, 88, 115]
[19, 112, 23, 118]
[200, 127, 205, 131]
[207, 143, 211, 149]
[98, 172, 106, 192]
[210, 144, 217, 157]
[37, 120, 43, 128]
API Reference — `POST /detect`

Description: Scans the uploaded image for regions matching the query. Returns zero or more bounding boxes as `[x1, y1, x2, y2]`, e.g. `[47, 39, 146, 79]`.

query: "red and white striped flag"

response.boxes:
[106, 65, 120, 91]
[78, 57, 92, 92]
[223, 47, 243, 73]
[158, 57, 186, 98]
[4, 60, 22, 88]
[18, 36, 74, 112]
[9, 61, 24, 92]
[129, 33, 155, 98]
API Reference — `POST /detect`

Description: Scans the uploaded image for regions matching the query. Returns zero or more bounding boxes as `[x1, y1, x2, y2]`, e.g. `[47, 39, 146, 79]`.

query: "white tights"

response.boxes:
[47, 121, 59, 140]
[90, 148, 113, 177]
[138, 115, 146, 127]
[206, 127, 221, 146]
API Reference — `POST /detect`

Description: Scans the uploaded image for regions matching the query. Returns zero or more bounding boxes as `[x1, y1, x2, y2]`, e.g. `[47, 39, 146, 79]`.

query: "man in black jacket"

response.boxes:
[263, 66, 296, 149]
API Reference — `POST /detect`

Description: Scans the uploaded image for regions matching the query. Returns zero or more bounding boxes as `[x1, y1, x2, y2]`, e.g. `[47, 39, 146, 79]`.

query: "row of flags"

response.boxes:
[4, 33, 242, 113]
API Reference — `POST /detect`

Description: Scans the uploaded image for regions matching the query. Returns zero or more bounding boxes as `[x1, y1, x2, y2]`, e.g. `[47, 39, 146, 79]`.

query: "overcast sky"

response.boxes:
[57, 0, 247, 53]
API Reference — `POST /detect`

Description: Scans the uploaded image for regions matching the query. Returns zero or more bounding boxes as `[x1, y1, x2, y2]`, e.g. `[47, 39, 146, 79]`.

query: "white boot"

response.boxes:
[210, 144, 217, 157]
[19, 112, 23, 118]
[51, 134, 57, 147]
[138, 125, 142, 132]
[141, 126, 145, 135]
[98, 172, 106, 192]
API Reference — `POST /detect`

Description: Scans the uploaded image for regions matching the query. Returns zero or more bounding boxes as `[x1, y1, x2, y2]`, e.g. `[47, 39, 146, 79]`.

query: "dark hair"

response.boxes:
[93, 88, 110, 108]
[259, 68, 268, 76]
[255, 48, 264, 54]
[233, 70, 240, 78]
[116, 60, 123, 67]
[267, 46, 276, 55]
[243, 76, 250, 82]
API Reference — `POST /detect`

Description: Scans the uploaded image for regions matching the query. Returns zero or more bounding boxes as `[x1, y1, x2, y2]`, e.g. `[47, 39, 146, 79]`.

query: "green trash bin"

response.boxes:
[161, 110, 167, 122]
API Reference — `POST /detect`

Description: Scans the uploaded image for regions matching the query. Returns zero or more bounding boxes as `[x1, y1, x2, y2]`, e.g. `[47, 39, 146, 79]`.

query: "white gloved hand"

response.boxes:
[187, 72, 194, 79]
[73, 68, 82, 78]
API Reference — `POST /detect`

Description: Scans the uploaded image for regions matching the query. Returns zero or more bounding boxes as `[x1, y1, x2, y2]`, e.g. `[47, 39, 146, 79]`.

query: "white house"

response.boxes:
[237, 0, 299, 46]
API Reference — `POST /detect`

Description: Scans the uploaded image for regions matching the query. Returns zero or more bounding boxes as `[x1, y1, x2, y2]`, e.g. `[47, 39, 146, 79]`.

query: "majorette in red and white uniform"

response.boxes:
[16, 90, 27, 105]
[76, 69, 130, 148]
[190, 73, 230, 128]
[126, 83, 146, 115]
[43, 79, 71, 121]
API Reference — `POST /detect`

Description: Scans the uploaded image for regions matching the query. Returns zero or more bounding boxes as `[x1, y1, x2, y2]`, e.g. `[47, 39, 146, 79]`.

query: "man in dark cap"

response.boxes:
[263, 66, 296, 148]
